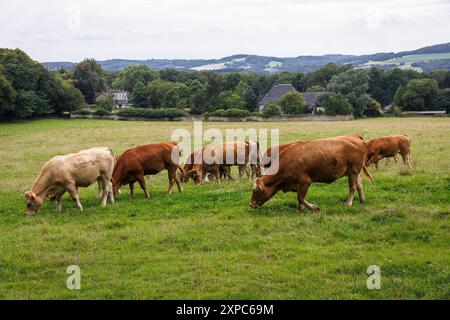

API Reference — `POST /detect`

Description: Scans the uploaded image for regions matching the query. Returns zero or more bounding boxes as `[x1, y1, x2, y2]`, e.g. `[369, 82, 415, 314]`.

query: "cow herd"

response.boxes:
[24, 133, 412, 215]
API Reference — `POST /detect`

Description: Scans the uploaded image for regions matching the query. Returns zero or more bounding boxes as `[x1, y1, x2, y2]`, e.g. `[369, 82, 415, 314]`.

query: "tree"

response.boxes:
[263, 102, 281, 116]
[96, 95, 114, 111]
[394, 78, 440, 111]
[0, 48, 40, 91]
[131, 81, 151, 107]
[162, 83, 189, 108]
[365, 98, 383, 117]
[73, 59, 106, 104]
[385, 68, 422, 105]
[304, 63, 351, 89]
[0, 49, 83, 119]
[188, 79, 208, 114]
[55, 77, 84, 114]
[280, 91, 305, 114]
[0, 72, 17, 121]
[317, 92, 353, 116]
[437, 88, 450, 113]
[15, 90, 51, 118]
[235, 80, 258, 111]
[328, 69, 371, 116]
[427, 70, 450, 89]
[306, 85, 326, 92]
[112, 65, 160, 92]
[367, 67, 390, 107]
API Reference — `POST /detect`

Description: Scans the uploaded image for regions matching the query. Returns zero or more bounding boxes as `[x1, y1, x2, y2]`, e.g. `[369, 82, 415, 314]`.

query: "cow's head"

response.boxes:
[111, 178, 120, 195]
[187, 169, 203, 185]
[24, 191, 44, 215]
[249, 178, 273, 209]
[180, 165, 191, 183]
[365, 152, 378, 167]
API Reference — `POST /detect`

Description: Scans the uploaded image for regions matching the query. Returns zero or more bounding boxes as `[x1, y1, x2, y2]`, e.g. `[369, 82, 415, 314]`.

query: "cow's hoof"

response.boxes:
[309, 205, 320, 211]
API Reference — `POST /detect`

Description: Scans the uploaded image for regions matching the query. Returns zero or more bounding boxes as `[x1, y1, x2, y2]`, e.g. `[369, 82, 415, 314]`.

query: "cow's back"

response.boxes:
[117, 142, 178, 177]
[273, 136, 367, 185]
[65, 147, 115, 186]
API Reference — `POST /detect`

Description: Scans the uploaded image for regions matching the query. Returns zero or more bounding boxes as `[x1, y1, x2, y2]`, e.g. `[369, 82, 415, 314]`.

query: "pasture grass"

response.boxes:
[0, 118, 449, 299]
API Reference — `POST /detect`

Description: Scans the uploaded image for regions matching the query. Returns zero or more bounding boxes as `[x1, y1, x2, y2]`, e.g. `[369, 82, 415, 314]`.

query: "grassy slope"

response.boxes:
[0, 118, 449, 299]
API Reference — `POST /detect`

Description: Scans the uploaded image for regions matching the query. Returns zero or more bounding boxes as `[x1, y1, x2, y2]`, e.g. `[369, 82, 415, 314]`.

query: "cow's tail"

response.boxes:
[106, 147, 117, 169]
[362, 164, 375, 185]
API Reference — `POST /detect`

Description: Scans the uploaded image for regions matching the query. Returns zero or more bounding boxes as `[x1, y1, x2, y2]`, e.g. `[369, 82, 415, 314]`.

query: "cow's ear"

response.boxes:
[253, 179, 263, 191]
[25, 191, 36, 200]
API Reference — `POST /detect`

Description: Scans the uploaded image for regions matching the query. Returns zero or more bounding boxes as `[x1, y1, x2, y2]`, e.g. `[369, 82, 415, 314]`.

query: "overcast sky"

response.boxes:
[1, 0, 449, 62]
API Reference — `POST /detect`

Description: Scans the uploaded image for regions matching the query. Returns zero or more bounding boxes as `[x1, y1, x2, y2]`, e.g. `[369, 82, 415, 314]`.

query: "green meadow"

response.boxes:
[0, 118, 449, 299]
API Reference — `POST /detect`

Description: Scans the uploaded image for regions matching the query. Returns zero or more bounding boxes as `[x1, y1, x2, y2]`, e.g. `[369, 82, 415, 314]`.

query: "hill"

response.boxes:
[42, 42, 450, 74]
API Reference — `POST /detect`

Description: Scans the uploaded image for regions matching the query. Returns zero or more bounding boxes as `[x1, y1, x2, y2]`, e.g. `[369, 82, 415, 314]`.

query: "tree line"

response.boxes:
[1, 48, 450, 121]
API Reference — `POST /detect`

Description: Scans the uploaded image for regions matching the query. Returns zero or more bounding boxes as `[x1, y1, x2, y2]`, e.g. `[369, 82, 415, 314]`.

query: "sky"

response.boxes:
[1, 0, 449, 62]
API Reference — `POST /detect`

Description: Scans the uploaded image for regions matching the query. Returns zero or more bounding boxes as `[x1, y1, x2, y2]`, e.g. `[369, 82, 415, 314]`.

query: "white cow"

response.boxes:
[25, 147, 116, 215]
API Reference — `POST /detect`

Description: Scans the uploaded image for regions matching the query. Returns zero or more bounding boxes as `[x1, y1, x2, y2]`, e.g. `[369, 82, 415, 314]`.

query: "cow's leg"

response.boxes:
[244, 165, 250, 180]
[393, 155, 399, 163]
[226, 168, 234, 181]
[54, 193, 64, 212]
[67, 184, 83, 211]
[296, 183, 311, 211]
[237, 165, 243, 181]
[407, 153, 412, 169]
[213, 166, 220, 184]
[345, 174, 358, 207]
[99, 177, 109, 206]
[129, 182, 135, 198]
[107, 181, 115, 204]
[97, 179, 103, 198]
[374, 160, 379, 170]
[175, 174, 183, 192]
[356, 174, 366, 203]
[137, 173, 149, 198]
[401, 151, 412, 169]
[250, 164, 257, 179]
[167, 167, 177, 194]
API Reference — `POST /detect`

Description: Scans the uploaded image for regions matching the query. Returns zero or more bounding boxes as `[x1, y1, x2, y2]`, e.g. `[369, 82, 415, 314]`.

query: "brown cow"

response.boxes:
[366, 135, 412, 169]
[250, 134, 374, 211]
[25, 147, 116, 215]
[112, 142, 184, 197]
[186, 141, 255, 185]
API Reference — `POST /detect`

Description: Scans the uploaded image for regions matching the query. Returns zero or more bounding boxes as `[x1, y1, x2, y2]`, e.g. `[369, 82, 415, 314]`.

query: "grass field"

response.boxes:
[0, 118, 449, 299]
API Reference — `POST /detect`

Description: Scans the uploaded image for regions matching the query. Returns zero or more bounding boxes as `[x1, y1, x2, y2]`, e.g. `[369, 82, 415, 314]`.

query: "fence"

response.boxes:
[70, 114, 354, 121]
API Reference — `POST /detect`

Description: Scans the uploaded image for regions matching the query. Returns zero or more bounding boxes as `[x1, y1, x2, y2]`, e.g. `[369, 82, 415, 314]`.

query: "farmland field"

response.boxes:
[0, 118, 449, 299]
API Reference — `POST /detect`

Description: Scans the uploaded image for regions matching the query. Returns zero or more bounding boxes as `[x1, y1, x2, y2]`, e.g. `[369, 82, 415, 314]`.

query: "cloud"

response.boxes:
[0, 0, 449, 61]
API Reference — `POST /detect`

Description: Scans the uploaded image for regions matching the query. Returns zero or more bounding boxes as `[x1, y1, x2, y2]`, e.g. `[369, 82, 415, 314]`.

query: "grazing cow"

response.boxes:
[366, 135, 412, 169]
[186, 141, 257, 185]
[112, 142, 184, 197]
[24, 147, 116, 215]
[250, 134, 374, 211]
[181, 148, 234, 183]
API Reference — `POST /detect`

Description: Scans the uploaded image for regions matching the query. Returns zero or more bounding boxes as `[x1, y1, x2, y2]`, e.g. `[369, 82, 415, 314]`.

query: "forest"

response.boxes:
[1, 48, 450, 121]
